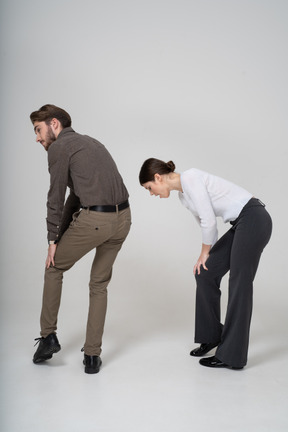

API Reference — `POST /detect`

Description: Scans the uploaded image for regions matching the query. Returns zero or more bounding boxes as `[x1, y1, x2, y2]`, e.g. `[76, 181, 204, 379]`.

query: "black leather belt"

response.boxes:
[83, 200, 129, 213]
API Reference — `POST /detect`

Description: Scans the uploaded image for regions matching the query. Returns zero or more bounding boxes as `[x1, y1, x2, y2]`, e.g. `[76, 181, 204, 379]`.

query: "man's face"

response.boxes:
[33, 121, 57, 151]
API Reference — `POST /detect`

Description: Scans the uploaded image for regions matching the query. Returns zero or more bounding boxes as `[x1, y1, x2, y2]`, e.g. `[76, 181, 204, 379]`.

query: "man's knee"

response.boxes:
[89, 282, 108, 297]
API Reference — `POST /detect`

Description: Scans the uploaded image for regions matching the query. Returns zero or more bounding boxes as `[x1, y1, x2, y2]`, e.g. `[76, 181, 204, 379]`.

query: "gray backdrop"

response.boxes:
[0, 0, 287, 366]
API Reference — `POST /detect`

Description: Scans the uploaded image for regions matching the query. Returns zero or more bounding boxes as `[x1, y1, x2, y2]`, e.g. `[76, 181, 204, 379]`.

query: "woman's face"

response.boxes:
[142, 175, 170, 198]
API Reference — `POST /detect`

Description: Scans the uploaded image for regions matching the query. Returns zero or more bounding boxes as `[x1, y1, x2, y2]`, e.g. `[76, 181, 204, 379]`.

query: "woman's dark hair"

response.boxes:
[139, 158, 176, 184]
[30, 104, 72, 128]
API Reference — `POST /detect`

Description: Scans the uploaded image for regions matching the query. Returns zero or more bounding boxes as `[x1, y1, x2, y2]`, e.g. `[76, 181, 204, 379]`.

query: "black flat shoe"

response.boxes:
[190, 342, 219, 357]
[83, 354, 102, 374]
[199, 356, 243, 370]
[33, 333, 61, 364]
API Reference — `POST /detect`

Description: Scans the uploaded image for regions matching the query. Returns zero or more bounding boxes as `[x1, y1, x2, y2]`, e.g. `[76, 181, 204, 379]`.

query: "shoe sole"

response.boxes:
[85, 367, 101, 374]
[201, 364, 243, 370]
[83, 359, 102, 374]
[33, 345, 61, 364]
[190, 343, 219, 357]
[199, 360, 243, 370]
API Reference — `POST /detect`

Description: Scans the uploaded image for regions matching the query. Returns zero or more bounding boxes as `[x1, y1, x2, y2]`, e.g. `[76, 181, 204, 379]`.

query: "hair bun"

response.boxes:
[166, 161, 176, 172]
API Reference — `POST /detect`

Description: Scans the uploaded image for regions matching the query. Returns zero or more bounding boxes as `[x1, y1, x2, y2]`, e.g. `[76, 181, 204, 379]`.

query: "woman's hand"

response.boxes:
[46, 244, 57, 269]
[193, 244, 211, 275]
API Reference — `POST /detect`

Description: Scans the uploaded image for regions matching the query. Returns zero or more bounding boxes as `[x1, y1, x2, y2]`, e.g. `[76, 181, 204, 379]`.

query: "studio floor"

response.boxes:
[1, 294, 287, 432]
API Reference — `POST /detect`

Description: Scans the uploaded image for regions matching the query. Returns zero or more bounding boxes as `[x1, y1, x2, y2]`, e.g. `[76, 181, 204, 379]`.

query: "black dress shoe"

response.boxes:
[190, 342, 219, 357]
[199, 356, 243, 370]
[33, 333, 61, 364]
[83, 354, 102, 374]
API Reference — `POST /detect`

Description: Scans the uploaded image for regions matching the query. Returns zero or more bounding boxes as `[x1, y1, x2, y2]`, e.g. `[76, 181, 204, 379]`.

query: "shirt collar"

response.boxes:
[57, 127, 75, 138]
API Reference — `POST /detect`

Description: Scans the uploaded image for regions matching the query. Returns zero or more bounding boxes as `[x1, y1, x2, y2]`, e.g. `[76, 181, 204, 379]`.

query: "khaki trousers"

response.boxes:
[40, 206, 131, 356]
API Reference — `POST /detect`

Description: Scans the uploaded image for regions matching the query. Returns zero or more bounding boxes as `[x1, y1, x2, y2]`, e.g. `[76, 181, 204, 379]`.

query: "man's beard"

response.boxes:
[45, 126, 57, 151]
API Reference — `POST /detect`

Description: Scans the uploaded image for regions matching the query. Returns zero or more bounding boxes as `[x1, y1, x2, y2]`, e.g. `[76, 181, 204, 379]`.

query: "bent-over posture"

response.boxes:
[139, 158, 272, 369]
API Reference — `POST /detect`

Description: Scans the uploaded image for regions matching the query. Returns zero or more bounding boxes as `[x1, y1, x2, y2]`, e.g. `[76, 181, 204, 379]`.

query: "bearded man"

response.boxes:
[30, 104, 131, 374]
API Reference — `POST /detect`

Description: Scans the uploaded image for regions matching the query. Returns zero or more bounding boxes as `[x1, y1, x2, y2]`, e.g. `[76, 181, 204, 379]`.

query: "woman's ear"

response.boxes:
[154, 173, 162, 182]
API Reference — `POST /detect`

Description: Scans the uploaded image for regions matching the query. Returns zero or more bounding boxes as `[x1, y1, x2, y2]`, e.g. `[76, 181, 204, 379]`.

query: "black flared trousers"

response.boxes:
[194, 198, 272, 368]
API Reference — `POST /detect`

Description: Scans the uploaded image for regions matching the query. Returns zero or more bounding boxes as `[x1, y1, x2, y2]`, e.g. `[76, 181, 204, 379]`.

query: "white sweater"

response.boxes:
[179, 168, 253, 245]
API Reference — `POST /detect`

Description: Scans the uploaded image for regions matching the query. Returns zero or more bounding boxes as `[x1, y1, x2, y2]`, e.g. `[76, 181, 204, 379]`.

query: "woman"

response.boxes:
[139, 158, 272, 370]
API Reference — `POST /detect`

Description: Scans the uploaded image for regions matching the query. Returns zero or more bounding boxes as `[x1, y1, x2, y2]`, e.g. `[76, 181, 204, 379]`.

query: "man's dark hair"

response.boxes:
[30, 104, 72, 128]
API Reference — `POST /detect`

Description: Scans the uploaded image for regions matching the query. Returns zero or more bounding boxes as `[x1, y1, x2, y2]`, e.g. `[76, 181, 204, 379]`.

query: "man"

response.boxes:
[31, 104, 131, 374]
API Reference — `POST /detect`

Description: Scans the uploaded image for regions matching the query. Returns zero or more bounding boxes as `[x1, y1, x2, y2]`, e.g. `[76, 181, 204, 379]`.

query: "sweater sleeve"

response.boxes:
[58, 190, 81, 239]
[46, 143, 70, 242]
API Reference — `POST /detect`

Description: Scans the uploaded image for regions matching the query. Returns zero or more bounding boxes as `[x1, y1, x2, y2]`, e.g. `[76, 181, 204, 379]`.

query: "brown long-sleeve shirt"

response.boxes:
[46, 127, 129, 242]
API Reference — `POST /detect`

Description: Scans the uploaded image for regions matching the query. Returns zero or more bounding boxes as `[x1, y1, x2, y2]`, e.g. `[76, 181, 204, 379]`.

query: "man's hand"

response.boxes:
[46, 244, 57, 269]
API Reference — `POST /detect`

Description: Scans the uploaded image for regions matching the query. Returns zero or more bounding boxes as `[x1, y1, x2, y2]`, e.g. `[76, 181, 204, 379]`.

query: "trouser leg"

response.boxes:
[83, 242, 123, 356]
[216, 205, 272, 368]
[194, 229, 234, 343]
[40, 222, 97, 337]
[84, 208, 131, 356]
[40, 209, 127, 337]
[40, 267, 64, 337]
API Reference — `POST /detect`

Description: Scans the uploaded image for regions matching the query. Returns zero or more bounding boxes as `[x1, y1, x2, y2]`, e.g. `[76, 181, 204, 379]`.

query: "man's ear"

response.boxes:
[50, 118, 58, 129]
[50, 118, 62, 135]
